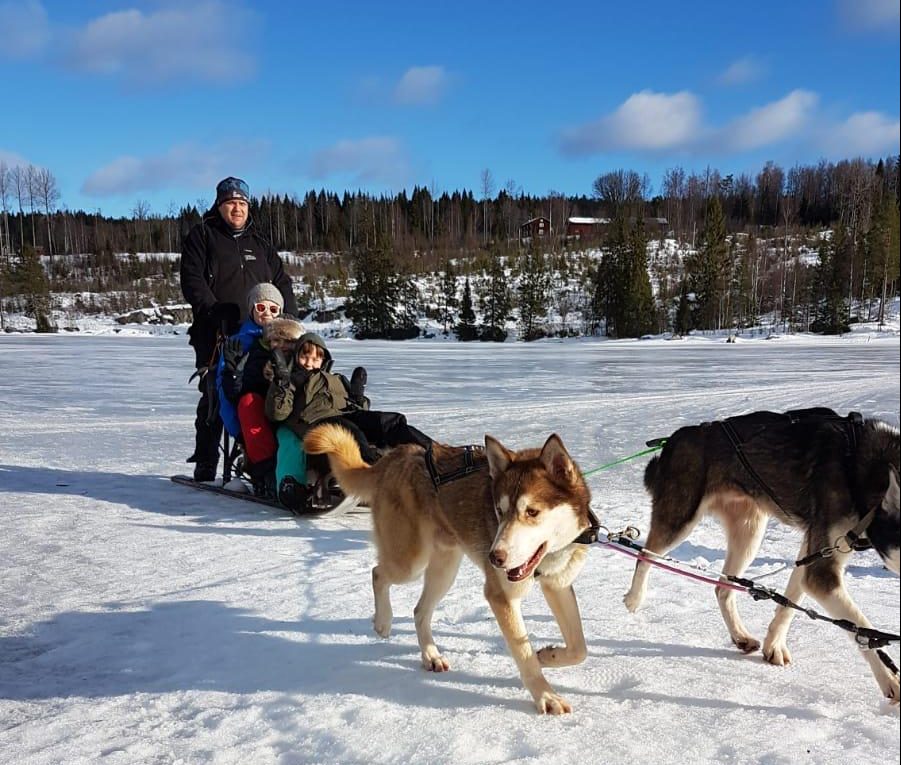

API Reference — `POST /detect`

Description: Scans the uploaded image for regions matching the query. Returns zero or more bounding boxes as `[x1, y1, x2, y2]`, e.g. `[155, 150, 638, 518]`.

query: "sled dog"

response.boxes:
[624, 408, 900, 701]
[304, 424, 595, 714]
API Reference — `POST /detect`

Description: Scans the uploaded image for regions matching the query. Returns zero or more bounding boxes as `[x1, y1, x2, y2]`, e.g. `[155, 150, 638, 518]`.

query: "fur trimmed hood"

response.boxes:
[264, 317, 305, 345]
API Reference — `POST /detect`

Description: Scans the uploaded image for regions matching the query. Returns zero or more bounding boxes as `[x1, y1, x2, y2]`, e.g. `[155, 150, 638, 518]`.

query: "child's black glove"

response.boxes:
[271, 349, 291, 386]
[222, 337, 244, 370]
[350, 366, 367, 403]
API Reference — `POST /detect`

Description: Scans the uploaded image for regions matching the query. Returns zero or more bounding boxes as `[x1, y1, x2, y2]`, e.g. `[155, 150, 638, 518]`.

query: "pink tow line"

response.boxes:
[597, 539, 748, 592]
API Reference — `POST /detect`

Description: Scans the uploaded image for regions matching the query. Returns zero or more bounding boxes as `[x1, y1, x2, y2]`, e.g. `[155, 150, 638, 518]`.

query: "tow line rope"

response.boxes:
[581, 442, 665, 478]
[595, 527, 900, 668]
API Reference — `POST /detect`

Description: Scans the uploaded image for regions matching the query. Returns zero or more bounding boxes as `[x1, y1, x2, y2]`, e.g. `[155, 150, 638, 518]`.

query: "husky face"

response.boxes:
[486, 434, 591, 582]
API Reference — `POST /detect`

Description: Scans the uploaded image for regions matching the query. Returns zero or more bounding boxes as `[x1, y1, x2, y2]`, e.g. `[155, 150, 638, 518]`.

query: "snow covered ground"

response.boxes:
[1, 331, 899, 764]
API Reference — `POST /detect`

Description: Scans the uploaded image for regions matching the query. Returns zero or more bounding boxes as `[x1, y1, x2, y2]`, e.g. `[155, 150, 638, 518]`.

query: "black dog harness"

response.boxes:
[424, 443, 486, 488]
[717, 409, 874, 564]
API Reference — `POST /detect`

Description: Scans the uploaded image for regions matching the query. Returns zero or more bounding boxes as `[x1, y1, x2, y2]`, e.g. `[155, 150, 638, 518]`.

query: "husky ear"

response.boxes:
[540, 433, 577, 485]
[485, 434, 512, 478]
[884, 467, 901, 517]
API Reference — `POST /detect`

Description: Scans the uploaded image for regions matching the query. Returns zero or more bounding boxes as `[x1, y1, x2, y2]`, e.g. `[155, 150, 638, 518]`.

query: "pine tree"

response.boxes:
[617, 218, 656, 337]
[688, 196, 729, 330]
[347, 234, 399, 338]
[456, 276, 477, 341]
[865, 195, 901, 325]
[811, 225, 851, 334]
[479, 253, 511, 341]
[15, 245, 54, 332]
[439, 260, 458, 335]
[674, 277, 692, 336]
[516, 245, 550, 341]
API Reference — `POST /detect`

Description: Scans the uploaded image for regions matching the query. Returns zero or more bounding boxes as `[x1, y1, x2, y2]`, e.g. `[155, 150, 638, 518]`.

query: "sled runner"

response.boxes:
[170, 471, 367, 516]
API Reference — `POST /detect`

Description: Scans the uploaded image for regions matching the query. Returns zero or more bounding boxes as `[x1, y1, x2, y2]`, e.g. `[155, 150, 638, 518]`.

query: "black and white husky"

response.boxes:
[624, 408, 900, 702]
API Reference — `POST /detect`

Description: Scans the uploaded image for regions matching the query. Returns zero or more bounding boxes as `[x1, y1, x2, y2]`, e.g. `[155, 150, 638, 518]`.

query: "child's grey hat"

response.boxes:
[246, 283, 285, 315]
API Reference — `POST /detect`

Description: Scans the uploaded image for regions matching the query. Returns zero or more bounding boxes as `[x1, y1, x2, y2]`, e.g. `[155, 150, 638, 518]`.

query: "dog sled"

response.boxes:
[172, 431, 366, 516]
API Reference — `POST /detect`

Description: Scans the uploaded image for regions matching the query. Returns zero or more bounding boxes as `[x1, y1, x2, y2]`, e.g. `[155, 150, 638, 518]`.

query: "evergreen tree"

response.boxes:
[15, 245, 54, 332]
[687, 196, 729, 330]
[456, 276, 477, 340]
[346, 234, 399, 338]
[516, 245, 550, 341]
[674, 277, 692, 336]
[865, 195, 901, 325]
[479, 253, 511, 341]
[439, 260, 458, 335]
[616, 218, 656, 337]
[810, 225, 851, 334]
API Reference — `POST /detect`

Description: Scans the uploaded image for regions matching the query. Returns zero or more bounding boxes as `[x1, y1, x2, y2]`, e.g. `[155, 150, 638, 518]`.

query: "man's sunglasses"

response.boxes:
[255, 303, 280, 315]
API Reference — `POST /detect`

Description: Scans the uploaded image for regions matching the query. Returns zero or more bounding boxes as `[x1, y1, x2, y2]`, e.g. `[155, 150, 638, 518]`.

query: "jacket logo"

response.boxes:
[243, 251, 257, 261]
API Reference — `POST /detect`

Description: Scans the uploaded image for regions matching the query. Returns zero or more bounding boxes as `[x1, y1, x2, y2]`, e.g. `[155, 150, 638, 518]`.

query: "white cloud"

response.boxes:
[716, 56, 764, 86]
[392, 66, 449, 106]
[559, 90, 702, 154]
[817, 111, 901, 156]
[65, 1, 258, 86]
[719, 90, 819, 150]
[837, 0, 900, 31]
[82, 141, 268, 197]
[0, 0, 49, 59]
[309, 137, 412, 187]
[0, 149, 31, 169]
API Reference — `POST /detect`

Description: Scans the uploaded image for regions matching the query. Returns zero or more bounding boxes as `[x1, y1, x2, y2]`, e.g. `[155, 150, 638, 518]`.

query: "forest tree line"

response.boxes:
[0, 155, 898, 339]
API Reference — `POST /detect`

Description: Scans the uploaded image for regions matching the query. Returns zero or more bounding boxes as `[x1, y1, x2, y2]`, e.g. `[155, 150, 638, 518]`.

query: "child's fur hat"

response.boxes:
[264, 317, 305, 345]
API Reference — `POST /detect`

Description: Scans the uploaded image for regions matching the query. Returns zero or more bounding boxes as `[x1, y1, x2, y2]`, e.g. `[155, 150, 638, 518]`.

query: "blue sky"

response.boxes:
[2, 0, 899, 218]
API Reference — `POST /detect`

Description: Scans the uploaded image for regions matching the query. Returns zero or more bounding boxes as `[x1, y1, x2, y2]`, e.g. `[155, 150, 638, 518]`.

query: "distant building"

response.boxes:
[565, 217, 610, 239]
[520, 216, 551, 242]
[565, 216, 669, 239]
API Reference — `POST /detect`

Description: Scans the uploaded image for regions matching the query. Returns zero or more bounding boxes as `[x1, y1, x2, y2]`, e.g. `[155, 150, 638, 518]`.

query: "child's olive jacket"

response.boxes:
[265, 332, 357, 437]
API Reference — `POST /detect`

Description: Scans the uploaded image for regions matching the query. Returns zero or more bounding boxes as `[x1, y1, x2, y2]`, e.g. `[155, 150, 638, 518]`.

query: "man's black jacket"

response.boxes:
[180, 209, 297, 366]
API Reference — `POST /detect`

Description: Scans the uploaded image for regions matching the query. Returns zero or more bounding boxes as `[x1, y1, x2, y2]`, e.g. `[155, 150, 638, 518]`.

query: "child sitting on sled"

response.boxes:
[217, 283, 304, 495]
[265, 331, 432, 513]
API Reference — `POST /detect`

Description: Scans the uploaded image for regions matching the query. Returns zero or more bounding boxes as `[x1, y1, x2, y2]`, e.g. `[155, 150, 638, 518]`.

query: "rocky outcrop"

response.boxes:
[115, 305, 194, 325]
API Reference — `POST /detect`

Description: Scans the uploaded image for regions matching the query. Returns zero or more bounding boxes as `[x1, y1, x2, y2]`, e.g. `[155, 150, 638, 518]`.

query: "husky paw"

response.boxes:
[762, 640, 792, 666]
[623, 590, 644, 613]
[372, 612, 392, 638]
[878, 671, 900, 703]
[535, 690, 572, 715]
[421, 650, 450, 672]
[732, 634, 760, 654]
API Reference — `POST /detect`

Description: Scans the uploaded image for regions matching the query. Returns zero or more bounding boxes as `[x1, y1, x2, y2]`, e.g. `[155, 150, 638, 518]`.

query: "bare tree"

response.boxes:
[25, 164, 39, 247]
[10, 164, 27, 251]
[133, 199, 151, 252]
[661, 166, 686, 237]
[480, 168, 495, 245]
[0, 161, 11, 258]
[35, 167, 61, 261]
[592, 169, 648, 219]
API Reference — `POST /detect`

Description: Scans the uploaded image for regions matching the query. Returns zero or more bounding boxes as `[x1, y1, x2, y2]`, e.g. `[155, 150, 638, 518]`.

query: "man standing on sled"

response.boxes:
[180, 176, 297, 481]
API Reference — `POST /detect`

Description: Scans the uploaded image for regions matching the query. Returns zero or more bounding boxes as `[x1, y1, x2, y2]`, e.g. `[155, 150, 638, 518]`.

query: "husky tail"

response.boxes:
[304, 423, 380, 501]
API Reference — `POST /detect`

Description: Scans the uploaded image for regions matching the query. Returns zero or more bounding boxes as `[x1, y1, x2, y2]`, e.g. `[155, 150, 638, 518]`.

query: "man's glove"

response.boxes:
[271, 348, 291, 386]
[222, 337, 244, 371]
[207, 302, 240, 327]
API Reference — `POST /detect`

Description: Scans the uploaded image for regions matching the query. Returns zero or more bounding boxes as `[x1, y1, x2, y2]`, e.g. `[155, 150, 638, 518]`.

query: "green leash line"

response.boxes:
[582, 442, 665, 478]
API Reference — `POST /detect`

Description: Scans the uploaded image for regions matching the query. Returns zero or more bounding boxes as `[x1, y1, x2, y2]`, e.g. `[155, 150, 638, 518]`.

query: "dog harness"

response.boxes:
[424, 442, 486, 488]
[717, 409, 875, 565]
